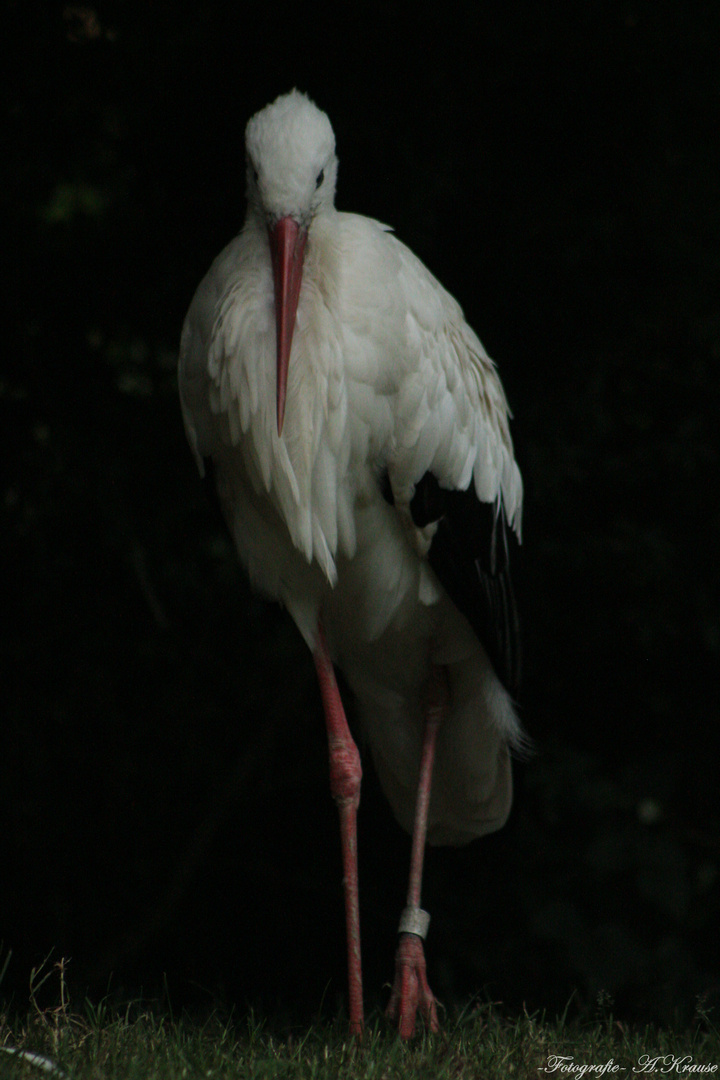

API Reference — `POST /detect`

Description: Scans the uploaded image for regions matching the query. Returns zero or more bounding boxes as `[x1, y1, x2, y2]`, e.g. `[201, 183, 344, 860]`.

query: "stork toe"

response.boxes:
[386, 933, 440, 1039]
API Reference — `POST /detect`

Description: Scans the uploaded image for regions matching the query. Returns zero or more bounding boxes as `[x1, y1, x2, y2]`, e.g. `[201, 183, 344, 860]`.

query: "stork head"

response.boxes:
[245, 90, 337, 434]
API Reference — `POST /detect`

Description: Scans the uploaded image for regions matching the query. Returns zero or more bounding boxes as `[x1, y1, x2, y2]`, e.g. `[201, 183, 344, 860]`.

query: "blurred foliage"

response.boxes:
[2, 0, 719, 1030]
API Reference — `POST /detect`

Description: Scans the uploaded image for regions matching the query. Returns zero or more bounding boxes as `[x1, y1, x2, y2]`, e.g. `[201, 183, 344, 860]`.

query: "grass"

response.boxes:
[1, 958, 719, 1079]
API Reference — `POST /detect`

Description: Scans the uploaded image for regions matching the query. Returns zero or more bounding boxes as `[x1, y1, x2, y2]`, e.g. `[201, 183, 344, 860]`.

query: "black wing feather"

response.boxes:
[404, 471, 521, 698]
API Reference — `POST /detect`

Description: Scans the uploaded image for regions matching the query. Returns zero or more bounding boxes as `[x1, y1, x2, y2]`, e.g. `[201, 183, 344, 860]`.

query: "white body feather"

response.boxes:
[179, 94, 523, 844]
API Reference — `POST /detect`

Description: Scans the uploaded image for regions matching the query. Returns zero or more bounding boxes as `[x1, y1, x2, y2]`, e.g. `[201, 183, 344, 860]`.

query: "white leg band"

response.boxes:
[398, 905, 431, 939]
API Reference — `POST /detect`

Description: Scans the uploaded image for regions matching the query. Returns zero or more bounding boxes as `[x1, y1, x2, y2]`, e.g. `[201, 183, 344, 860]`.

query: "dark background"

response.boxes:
[3, 0, 719, 1030]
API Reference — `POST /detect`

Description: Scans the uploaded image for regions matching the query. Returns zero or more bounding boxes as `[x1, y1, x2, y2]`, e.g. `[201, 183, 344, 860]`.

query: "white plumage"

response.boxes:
[179, 89, 524, 1035]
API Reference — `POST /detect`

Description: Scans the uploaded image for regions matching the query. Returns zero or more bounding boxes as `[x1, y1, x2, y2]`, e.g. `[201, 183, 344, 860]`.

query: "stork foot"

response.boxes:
[385, 933, 440, 1039]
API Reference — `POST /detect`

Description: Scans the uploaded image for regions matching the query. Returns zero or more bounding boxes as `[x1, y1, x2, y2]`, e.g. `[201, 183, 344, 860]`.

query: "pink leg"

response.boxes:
[386, 668, 446, 1038]
[313, 626, 364, 1037]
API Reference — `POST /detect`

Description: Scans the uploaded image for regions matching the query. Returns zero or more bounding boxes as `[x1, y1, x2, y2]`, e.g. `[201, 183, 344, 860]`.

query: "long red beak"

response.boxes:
[268, 216, 307, 435]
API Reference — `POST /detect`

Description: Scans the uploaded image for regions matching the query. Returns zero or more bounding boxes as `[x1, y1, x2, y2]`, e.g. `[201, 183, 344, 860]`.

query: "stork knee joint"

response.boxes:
[329, 741, 362, 807]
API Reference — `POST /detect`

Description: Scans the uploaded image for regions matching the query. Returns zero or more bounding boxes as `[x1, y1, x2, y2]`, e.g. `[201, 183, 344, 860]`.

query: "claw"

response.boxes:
[385, 933, 440, 1039]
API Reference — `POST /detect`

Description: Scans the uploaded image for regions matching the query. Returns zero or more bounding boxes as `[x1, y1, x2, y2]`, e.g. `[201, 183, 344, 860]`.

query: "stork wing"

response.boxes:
[380, 230, 523, 696]
[413, 473, 521, 697]
[388, 234, 522, 532]
[178, 235, 249, 476]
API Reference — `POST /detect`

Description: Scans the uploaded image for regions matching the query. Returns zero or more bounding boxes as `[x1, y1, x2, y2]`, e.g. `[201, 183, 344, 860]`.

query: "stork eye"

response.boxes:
[315, 169, 324, 189]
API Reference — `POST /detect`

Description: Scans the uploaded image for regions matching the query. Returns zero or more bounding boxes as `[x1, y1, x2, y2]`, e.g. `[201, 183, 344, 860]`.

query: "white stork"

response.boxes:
[179, 90, 524, 1039]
